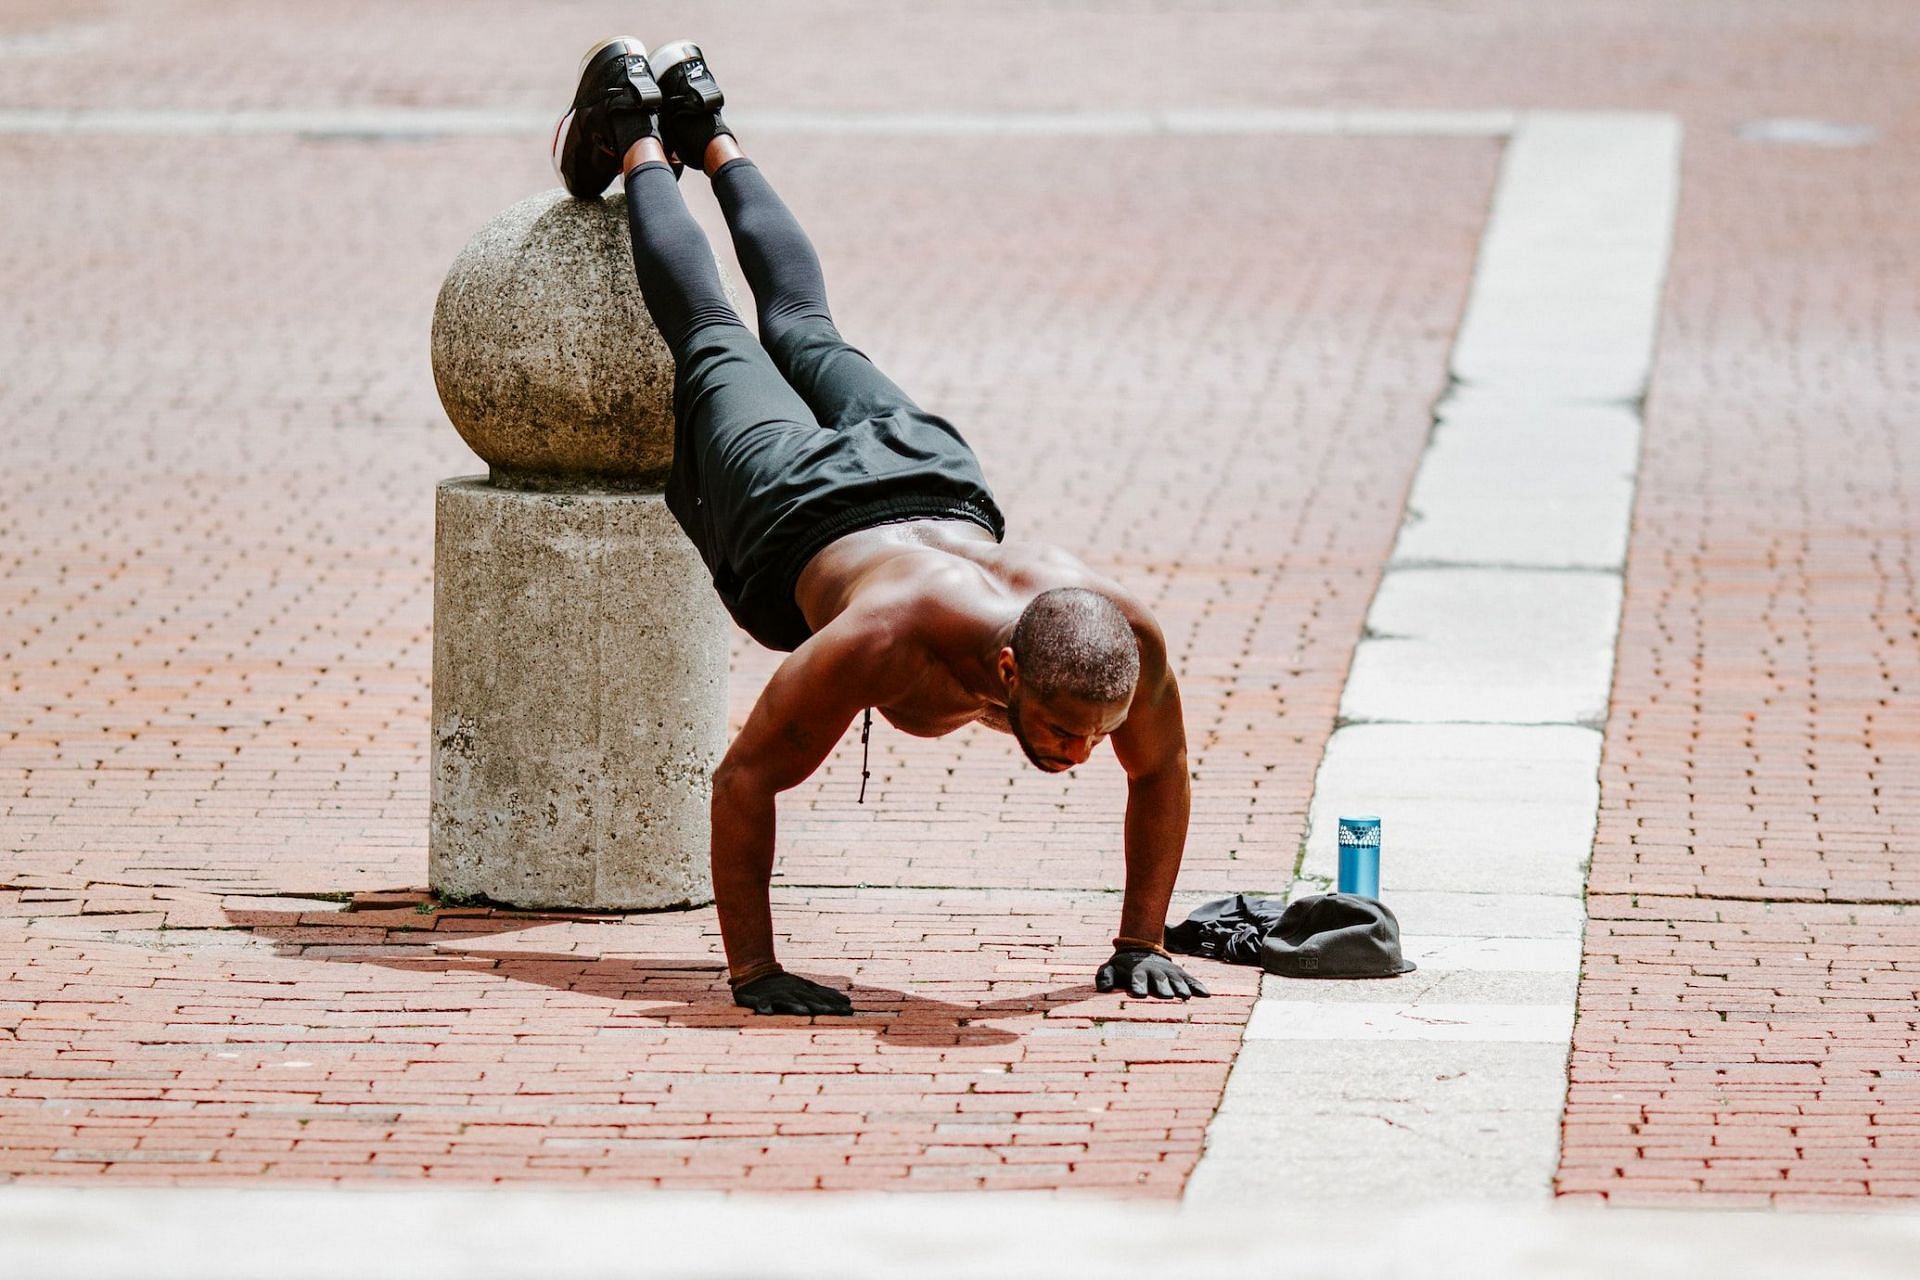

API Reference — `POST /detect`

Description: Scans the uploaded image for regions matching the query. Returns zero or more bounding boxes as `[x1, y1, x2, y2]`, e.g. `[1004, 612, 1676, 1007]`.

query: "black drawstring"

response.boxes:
[858, 707, 872, 804]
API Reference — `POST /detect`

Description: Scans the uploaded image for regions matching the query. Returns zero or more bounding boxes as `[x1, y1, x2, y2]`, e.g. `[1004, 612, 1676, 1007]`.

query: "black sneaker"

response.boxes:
[648, 40, 734, 172]
[551, 36, 674, 199]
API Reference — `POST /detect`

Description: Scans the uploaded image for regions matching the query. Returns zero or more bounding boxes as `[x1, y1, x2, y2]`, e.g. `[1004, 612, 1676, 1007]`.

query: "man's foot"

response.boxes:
[648, 39, 734, 172]
[551, 36, 674, 199]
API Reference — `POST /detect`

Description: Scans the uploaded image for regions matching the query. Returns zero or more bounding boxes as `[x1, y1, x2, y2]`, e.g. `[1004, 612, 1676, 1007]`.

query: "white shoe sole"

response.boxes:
[647, 38, 701, 78]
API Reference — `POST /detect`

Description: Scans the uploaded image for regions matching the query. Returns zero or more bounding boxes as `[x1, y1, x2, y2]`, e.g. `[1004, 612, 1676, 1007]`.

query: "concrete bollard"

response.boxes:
[427, 189, 730, 909]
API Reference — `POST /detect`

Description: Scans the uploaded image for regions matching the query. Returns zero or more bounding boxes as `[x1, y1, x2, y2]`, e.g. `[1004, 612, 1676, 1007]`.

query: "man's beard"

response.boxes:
[1006, 693, 1071, 773]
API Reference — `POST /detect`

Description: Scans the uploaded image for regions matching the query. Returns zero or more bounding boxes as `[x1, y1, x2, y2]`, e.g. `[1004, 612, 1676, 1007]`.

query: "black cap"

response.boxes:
[1259, 893, 1416, 979]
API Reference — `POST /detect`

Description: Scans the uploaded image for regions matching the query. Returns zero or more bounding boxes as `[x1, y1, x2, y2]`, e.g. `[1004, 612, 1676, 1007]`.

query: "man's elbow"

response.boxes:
[710, 759, 755, 804]
[1128, 746, 1189, 789]
[711, 757, 786, 807]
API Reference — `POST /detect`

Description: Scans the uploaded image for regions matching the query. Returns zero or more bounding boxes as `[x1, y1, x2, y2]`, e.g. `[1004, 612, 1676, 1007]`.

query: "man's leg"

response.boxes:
[620, 141, 823, 587]
[621, 141, 753, 363]
[698, 140, 923, 431]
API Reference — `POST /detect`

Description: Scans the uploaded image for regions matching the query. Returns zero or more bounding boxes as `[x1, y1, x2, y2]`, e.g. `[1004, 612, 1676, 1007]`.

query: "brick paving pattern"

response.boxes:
[0, 2, 1494, 1188]
[9, 0, 1917, 1203]
[1556, 126, 1920, 1205]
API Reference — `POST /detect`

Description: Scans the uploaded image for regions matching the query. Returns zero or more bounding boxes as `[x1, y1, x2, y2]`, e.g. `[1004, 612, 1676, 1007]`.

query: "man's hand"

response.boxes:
[1097, 948, 1211, 1000]
[732, 968, 854, 1016]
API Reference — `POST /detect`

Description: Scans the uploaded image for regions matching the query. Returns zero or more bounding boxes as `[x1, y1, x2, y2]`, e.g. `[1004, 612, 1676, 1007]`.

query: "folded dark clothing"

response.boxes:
[1162, 893, 1288, 965]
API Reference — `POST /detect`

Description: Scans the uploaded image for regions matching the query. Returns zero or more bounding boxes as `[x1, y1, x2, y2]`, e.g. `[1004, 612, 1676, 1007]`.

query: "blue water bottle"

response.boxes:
[1337, 815, 1381, 898]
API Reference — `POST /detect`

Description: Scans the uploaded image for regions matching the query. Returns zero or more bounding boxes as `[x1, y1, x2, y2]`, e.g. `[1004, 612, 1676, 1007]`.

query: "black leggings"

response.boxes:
[624, 157, 929, 430]
[623, 158, 1004, 651]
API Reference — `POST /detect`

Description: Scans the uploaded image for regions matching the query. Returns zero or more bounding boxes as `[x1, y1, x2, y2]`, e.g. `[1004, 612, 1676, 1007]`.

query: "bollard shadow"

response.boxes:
[227, 894, 1109, 1048]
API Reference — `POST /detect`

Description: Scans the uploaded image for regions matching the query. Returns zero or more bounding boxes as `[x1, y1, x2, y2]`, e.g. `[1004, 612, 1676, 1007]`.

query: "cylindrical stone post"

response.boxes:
[426, 189, 731, 909]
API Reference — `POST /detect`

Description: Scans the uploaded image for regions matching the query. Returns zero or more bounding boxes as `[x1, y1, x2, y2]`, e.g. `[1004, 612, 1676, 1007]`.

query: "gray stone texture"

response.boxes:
[429, 478, 727, 909]
[431, 187, 730, 488]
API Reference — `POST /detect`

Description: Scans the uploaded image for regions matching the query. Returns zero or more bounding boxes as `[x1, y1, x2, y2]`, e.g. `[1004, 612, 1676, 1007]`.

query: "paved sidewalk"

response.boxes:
[1558, 111, 1920, 1205]
[4, 0, 1920, 1217]
[0, 38, 1492, 1187]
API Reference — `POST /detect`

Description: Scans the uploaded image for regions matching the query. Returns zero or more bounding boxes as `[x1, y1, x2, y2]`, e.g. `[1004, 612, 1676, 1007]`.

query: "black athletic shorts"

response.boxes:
[662, 321, 1005, 653]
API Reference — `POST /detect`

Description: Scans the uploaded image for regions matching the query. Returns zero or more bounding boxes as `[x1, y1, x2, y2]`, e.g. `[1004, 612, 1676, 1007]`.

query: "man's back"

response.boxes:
[793, 517, 1142, 737]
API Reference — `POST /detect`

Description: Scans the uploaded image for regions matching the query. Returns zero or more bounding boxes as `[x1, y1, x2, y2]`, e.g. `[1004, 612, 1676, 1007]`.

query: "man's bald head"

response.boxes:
[1008, 588, 1140, 706]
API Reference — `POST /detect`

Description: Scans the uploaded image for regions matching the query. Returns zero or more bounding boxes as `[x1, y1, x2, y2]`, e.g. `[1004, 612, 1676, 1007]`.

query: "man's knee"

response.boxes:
[760, 311, 842, 365]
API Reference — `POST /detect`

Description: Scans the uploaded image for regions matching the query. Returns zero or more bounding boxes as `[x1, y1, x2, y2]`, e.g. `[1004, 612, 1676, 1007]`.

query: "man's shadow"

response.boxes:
[228, 894, 1105, 1048]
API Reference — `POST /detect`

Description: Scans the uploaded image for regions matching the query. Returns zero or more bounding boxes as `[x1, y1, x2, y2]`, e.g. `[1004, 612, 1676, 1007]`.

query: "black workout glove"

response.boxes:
[1097, 947, 1212, 1000]
[731, 967, 854, 1016]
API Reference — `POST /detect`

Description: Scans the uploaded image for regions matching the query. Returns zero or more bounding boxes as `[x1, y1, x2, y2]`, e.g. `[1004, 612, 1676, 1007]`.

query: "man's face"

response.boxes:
[1007, 687, 1131, 774]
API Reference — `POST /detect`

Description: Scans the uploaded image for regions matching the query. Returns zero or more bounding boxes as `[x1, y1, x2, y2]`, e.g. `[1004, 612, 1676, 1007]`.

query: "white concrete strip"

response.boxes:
[1339, 571, 1623, 726]
[9, 1188, 1920, 1279]
[1303, 722, 1603, 804]
[1409, 935, 1585, 972]
[1393, 402, 1642, 571]
[1248, 1000, 1575, 1042]
[1332, 887, 1589, 939]
[1300, 724, 1602, 895]
[1187, 1042, 1571, 1205]
[1270, 965, 1577, 1006]
[1205, 1039, 1576, 1108]
[1192, 1111, 1569, 1205]
[1191, 109, 1680, 1207]
[0, 106, 1517, 139]
[1449, 112, 1682, 404]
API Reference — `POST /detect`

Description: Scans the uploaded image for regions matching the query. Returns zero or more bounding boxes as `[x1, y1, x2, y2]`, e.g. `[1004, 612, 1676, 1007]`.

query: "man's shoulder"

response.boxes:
[859, 554, 1001, 639]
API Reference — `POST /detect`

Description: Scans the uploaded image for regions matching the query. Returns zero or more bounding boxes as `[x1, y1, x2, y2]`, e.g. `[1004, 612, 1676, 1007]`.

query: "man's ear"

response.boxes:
[996, 647, 1019, 692]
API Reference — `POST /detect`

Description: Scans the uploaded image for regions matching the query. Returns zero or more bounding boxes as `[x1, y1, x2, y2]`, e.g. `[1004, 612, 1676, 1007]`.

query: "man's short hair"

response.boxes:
[1009, 588, 1140, 705]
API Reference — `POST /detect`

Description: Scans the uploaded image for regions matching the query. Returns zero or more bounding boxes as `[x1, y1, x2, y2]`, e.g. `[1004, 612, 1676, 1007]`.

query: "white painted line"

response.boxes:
[1247, 1000, 1575, 1043]
[1163, 108, 1517, 136]
[0, 107, 554, 136]
[1737, 117, 1879, 148]
[0, 106, 1518, 139]
[752, 108, 1516, 137]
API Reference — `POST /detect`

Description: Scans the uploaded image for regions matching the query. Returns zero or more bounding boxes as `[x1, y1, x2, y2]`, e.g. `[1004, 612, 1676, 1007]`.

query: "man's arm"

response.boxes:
[1106, 615, 1208, 999]
[710, 614, 901, 1011]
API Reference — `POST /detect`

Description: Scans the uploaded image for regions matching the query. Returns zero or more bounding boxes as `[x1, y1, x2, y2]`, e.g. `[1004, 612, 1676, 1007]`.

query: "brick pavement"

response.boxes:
[1555, 124, 1920, 1205]
[10, 0, 1914, 1204]
[0, 26, 1495, 1187]
[1, 887, 1252, 1190]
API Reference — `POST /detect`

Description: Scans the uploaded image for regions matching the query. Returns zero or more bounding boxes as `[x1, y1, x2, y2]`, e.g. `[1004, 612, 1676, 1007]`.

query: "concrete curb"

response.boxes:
[4, 1187, 1919, 1279]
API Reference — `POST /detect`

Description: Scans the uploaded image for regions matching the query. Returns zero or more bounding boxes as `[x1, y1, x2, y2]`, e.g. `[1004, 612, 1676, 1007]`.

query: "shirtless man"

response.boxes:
[554, 38, 1211, 1015]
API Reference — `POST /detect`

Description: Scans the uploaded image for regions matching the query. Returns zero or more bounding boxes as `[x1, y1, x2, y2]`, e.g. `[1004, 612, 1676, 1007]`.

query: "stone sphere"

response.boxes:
[431, 188, 728, 489]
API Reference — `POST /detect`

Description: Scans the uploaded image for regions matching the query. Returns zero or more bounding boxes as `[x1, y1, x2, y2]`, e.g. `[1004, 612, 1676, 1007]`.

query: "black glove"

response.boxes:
[731, 968, 854, 1016]
[1097, 948, 1211, 1000]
